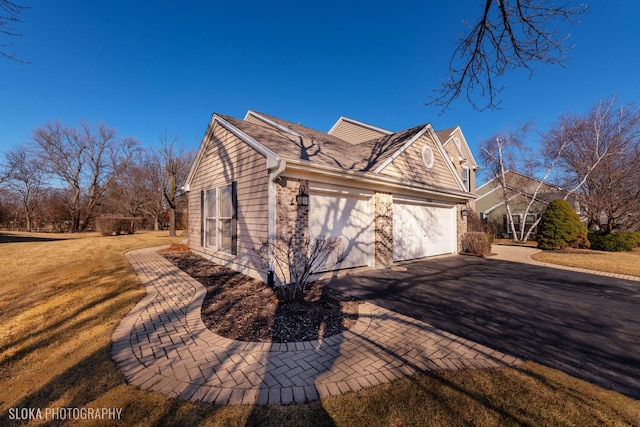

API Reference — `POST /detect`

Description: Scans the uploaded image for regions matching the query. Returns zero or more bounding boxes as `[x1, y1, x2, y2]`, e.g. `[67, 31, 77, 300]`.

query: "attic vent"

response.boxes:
[422, 145, 434, 169]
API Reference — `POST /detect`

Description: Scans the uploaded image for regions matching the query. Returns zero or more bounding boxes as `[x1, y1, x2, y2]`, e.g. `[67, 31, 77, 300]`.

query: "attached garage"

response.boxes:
[309, 191, 374, 269]
[393, 200, 457, 262]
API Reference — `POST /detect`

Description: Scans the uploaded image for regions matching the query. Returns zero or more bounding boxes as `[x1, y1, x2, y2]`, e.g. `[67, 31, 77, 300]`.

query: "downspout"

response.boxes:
[266, 158, 286, 287]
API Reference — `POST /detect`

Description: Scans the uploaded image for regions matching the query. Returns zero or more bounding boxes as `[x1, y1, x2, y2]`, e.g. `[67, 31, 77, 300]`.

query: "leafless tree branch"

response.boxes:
[1, 0, 29, 63]
[429, 0, 587, 112]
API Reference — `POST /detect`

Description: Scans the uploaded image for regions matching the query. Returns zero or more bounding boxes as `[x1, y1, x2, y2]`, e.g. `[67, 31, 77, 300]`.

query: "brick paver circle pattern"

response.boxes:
[111, 247, 520, 406]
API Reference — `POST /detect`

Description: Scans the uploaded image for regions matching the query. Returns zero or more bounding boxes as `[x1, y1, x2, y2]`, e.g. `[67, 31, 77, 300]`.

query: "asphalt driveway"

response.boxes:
[327, 255, 640, 399]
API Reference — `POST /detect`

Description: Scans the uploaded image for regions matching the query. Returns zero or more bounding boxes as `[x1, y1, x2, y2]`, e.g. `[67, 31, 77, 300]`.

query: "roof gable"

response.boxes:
[437, 126, 479, 169]
[374, 124, 467, 192]
[476, 170, 568, 202]
[327, 116, 392, 145]
[184, 114, 279, 191]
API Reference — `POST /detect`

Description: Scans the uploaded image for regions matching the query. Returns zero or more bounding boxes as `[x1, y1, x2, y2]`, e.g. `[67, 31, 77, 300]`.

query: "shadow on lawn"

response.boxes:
[0, 233, 69, 244]
[0, 344, 233, 427]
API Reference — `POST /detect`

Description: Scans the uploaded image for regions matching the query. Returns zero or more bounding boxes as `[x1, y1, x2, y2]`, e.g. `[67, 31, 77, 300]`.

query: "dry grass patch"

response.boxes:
[247, 362, 640, 427]
[532, 248, 640, 277]
[0, 231, 638, 426]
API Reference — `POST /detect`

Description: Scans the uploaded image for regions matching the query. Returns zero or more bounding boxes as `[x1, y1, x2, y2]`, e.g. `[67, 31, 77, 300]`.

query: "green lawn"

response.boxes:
[1, 231, 638, 426]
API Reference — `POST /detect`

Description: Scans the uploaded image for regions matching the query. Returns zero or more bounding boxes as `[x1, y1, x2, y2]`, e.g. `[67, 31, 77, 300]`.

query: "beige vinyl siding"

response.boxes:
[442, 129, 477, 192]
[244, 114, 265, 127]
[329, 120, 389, 145]
[380, 134, 461, 190]
[451, 128, 475, 166]
[188, 123, 269, 272]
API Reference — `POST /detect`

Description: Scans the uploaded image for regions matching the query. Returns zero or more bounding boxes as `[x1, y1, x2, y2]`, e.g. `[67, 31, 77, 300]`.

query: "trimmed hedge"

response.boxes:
[537, 199, 589, 250]
[588, 231, 640, 252]
[96, 216, 141, 236]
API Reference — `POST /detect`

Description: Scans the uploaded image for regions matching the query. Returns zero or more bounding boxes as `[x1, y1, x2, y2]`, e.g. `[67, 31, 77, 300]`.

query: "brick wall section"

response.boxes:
[275, 178, 309, 239]
[273, 178, 309, 284]
[375, 192, 394, 266]
[457, 204, 468, 253]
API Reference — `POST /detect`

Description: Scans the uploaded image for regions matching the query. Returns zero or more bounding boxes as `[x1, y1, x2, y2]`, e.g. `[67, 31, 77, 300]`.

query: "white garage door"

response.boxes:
[309, 193, 373, 270]
[393, 202, 456, 262]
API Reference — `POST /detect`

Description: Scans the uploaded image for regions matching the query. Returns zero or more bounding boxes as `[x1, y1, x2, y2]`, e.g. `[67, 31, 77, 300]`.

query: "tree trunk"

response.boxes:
[168, 208, 176, 237]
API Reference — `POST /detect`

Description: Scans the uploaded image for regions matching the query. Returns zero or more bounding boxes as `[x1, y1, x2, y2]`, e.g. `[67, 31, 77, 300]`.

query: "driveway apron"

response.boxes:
[327, 253, 640, 399]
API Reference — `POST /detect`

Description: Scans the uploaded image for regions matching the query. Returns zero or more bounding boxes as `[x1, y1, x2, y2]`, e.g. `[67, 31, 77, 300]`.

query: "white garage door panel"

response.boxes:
[309, 194, 373, 270]
[393, 203, 455, 261]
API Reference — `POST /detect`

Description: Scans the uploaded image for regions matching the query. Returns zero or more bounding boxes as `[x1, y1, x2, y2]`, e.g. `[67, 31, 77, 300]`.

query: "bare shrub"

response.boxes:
[462, 232, 492, 256]
[467, 209, 494, 244]
[253, 234, 345, 301]
[96, 216, 140, 236]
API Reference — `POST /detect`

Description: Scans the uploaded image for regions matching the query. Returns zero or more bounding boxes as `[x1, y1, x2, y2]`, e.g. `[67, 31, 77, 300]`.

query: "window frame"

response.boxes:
[204, 182, 237, 254]
[461, 165, 470, 191]
[422, 145, 434, 169]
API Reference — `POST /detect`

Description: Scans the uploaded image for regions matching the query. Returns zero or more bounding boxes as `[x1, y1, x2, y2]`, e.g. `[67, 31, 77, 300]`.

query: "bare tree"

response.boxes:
[156, 134, 193, 237]
[431, 0, 587, 111]
[480, 122, 574, 242]
[0, 155, 13, 185]
[481, 126, 532, 241]
[104, 149, 166, 230]
[1, 0, 28, 62]
[38, 187, 73, 232]
[4, 145, 46, 232]
[544, 97, 640, 232]
[33, 121, 138, 232]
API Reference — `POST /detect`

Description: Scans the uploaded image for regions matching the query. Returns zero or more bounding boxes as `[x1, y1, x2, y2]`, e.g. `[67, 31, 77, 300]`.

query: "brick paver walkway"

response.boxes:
[111, 247, 521, 405]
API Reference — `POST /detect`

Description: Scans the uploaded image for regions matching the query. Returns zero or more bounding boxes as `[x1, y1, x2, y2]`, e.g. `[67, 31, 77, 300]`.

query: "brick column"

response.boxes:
[374, 192, 393, 267]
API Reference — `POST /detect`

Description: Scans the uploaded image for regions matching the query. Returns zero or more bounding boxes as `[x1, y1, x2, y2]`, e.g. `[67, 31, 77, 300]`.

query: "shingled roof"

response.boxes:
[223, 111, 427, 172]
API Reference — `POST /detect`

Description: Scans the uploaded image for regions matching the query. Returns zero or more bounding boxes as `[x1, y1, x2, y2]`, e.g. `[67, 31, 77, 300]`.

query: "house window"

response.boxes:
[204, 183, 236, 253]
[525, 213, 539, 234]
[504, 214, 521, 234]
[503, 213, 540, 236]
[461, 166, 470, 191]
[422, 145, 434, 169]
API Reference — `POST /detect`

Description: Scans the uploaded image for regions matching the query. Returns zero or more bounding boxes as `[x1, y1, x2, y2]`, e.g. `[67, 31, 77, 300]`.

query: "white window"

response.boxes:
[422, 145, 434, 169]
[462, 166, 470, 191]
[204, 183, 236, 253]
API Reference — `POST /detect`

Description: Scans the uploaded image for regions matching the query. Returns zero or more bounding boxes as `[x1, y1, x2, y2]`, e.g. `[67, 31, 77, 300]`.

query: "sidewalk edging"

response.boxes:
[112, 246, 522, 406]
[491, 244, 640, 282]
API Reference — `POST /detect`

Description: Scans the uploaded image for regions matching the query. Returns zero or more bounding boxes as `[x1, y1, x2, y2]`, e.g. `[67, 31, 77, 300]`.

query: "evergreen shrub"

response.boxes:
[537, 199, 589, 250]
[588, 231, 640, 252]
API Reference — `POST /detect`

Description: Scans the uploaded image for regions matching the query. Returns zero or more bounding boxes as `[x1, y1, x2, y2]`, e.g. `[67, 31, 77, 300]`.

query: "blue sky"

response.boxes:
[2, 1, 639, 183]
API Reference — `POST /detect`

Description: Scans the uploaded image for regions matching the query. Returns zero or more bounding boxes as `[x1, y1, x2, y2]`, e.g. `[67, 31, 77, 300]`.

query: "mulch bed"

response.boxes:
[161, 249, 359, 343]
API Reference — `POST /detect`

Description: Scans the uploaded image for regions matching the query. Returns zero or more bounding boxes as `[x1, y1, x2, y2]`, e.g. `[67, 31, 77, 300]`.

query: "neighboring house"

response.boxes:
[184, 110, 479, 282]
[476, 170, 579, 238]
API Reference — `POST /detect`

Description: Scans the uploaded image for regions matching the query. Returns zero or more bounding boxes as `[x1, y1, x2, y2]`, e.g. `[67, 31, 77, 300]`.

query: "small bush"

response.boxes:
[96, 216, 140, 236]
[461, 232, 492, 256]
[253, 234, 345, 301]
[537, 199, 589, 250]
[588, 231, 640, 252]
[467, 209, 495, 244]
